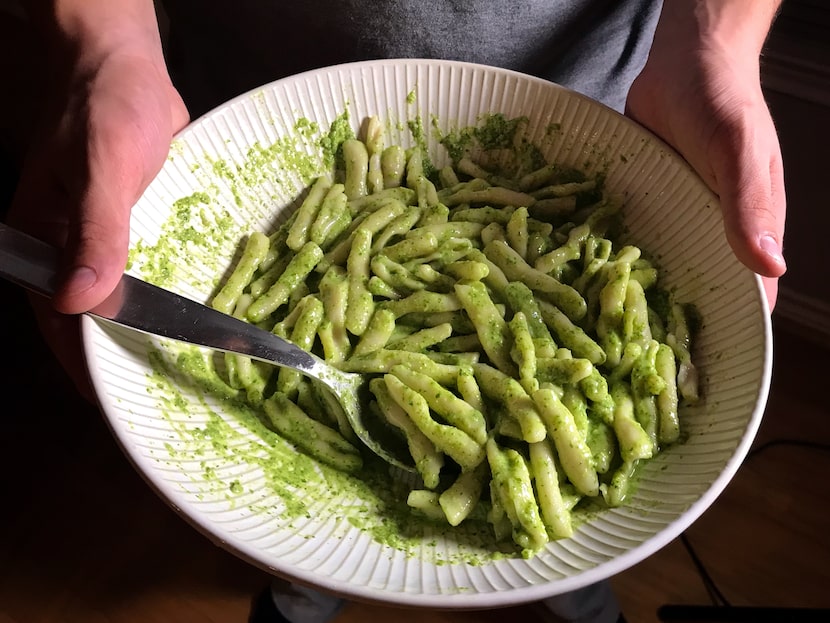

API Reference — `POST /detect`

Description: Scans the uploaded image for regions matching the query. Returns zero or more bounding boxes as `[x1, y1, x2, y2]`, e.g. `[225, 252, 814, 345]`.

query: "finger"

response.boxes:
[762, 275, 778, 312]
[711, 111, 787, 281]
[29, 295, 97, 402]
[56, 81, 177, 314]
[54, 123, 135, 315]
[7, 171, 70, 245]
[167, 82, 191, 133]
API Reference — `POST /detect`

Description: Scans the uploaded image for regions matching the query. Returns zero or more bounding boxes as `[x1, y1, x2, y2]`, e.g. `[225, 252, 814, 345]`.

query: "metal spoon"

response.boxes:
[0, 222, 414, 472]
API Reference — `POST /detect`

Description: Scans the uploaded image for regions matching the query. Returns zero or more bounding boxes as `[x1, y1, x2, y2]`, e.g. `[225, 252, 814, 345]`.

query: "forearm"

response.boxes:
[628, 0, 787, 306]
[21, 0, 164, 68]
[651, 0, 782, 70]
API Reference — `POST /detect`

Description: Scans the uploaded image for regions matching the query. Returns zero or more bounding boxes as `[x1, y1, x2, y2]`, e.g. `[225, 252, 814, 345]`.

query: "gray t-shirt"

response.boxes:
[162, 0, 662, 117]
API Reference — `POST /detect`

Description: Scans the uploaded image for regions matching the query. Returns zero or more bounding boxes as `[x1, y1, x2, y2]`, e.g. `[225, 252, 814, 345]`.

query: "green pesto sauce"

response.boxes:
[472, 113, 522, 150]
[406, 115, 436, 179]
[130, 100, 630, 564]
[128, 191, 236, 289]
[128, 117, 331, 290]
[319, 110, 355, 171]
[439, 112, 520, 159]
[546, 122, 562, 135]
[646, 287, 672, 320]
[148, 342, 520, 564]
[209, 121, 323, 209]
[685, 303, 703, 338]
[439, 113, 545, 175]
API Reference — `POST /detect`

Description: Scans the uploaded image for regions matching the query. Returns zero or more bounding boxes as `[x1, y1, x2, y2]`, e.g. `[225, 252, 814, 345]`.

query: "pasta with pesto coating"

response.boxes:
[197, 112, 700, 556]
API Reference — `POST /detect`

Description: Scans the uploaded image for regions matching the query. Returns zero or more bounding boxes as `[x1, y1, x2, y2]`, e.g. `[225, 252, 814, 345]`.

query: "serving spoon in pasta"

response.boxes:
[0, 222, 416, 473]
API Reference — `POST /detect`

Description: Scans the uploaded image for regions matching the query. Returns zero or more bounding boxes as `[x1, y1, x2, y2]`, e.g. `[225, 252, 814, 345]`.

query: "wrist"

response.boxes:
[25, 0, 166, 75]
[652, 0, 781, 66]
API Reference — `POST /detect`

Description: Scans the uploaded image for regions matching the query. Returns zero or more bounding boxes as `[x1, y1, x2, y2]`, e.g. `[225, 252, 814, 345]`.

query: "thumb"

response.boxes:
[56, 182, 133, 315]
[54, 76, 185, 314]
[709, 111, 787, 282]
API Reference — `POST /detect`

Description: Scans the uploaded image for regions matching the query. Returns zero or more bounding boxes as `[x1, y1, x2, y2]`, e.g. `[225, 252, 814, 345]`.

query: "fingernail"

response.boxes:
[64, 266, 98, 293]
[759, 234, 786, 268]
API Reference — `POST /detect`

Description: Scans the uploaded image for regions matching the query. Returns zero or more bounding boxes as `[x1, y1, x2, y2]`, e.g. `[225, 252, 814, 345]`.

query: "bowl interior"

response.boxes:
[83, 59, 771, 608]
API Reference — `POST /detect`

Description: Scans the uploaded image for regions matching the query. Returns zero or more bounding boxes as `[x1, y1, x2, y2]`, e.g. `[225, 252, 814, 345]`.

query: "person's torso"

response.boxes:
[161, 0, 662, 116]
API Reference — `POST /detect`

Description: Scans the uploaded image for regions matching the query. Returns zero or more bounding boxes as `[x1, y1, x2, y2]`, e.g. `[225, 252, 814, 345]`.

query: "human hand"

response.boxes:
[8, 31, 188, 397]
[625, 0, 785, 311]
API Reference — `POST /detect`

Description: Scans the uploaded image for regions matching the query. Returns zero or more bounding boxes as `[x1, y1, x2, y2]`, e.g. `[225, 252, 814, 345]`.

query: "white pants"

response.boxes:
[271, 579, 619, 623]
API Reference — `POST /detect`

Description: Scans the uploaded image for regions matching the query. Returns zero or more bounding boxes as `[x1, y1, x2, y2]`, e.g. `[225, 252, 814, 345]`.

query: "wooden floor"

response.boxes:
[1, 275, 828, 623]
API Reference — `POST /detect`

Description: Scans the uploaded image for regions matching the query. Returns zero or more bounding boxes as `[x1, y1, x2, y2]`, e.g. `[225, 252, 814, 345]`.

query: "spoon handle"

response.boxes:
[0, 222, 321, 375]
[0, 222, 61, 297]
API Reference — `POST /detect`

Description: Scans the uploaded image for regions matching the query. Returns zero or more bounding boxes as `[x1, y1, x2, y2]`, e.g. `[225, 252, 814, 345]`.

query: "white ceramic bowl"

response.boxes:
[83, 59, 771, 608]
